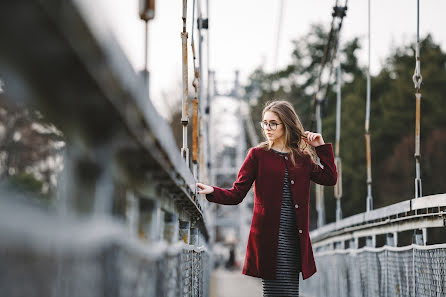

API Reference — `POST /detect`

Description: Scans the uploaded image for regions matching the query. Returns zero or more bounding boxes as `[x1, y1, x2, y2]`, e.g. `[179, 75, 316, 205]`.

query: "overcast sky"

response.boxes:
[96, 0, 446, 119]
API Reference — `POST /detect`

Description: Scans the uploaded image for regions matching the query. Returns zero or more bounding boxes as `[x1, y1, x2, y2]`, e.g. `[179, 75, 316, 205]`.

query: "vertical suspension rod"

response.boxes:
[365, 0, 373, 212]
[191, 0, 200, 173]
[413, 0, 422, 199]
[181, 0, 190, 167]
[335, 32, 343, 222]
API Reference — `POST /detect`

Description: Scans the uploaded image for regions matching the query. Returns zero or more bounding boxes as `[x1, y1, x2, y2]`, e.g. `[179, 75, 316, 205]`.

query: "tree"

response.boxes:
[243, 25, 446, 228]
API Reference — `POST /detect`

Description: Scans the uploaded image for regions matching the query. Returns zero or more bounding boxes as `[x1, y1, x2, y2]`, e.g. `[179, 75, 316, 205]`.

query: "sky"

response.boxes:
[95, 0, 446, 119]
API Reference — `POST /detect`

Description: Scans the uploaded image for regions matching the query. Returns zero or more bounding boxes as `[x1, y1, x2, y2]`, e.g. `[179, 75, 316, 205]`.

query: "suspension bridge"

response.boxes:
[0, 1, 445, 297]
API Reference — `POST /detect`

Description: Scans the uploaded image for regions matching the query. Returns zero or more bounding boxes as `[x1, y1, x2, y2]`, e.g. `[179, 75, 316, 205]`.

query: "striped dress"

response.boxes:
[262, 148, 301, 297]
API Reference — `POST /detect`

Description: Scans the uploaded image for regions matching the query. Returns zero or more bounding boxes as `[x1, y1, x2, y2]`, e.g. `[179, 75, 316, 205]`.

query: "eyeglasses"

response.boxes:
[260, 121, 282, 130]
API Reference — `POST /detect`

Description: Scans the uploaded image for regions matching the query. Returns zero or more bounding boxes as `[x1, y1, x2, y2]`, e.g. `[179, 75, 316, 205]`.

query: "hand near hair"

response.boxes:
[304, 131, 325, 147]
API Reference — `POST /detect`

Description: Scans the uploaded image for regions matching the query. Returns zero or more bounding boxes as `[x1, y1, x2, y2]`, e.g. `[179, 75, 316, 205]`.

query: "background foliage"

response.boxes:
[243, 24, 446, 229]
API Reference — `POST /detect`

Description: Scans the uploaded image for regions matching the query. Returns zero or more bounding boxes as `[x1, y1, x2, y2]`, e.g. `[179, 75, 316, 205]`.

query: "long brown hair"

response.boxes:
[256, 100, 316, 166]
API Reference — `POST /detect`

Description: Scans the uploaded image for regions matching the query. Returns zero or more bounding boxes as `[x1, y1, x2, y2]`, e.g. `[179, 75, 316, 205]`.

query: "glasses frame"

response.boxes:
[260, 121, 282, 131]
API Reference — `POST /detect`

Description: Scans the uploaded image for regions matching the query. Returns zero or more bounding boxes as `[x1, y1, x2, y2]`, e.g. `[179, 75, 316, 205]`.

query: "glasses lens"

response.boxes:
[260, 122, 278, 130]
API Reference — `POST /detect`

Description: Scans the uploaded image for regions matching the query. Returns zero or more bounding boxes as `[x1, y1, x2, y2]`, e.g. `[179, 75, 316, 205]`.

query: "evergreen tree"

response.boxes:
[244, 26, 446, 228]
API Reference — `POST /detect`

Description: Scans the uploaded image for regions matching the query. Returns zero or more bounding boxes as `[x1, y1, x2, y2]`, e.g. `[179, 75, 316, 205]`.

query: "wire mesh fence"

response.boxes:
[301, 244, 446, 297]
[0, 235, 211, 297]
[111, 244, 211, 297]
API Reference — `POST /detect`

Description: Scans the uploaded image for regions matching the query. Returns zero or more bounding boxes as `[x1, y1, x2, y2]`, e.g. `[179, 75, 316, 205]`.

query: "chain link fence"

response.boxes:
[301, 244, 446, 297]
[0, 237, 211, 297]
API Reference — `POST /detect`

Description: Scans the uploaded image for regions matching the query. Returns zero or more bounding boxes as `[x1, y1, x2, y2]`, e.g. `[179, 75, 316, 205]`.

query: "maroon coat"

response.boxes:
[205, 143, 337, 280]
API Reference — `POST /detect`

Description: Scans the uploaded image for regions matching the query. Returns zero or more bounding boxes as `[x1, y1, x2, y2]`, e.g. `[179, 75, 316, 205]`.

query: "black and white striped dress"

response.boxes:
[262, 148, 301, 297]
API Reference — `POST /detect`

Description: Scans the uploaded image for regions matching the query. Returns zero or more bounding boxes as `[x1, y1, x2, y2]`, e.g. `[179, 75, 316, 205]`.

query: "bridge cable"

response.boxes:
[365, 0, 373, 213]
[329, 1, 347, 224]
[321, 1, 348, 107]
[191, 0, 201, 177]
[181, 0, 190, 167]
[312, 0, 347, 228]
[311, 0, 337, 123]
[273, 0, 286, 71]
[334, 28, 343, 222]
[310, 0, 347, 131]
[139, 1, 155, 91]
[412, 0, 426, 246]
[313, 0, 337, 228]
[413, 0, 422, 199]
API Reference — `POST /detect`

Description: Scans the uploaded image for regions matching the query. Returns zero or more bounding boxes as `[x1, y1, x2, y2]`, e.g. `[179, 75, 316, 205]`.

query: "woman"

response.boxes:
[196, 100, 337, 296]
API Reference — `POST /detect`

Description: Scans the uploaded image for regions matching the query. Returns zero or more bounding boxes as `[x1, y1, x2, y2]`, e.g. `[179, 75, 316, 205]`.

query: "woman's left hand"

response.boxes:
[304, 131, 325, 147]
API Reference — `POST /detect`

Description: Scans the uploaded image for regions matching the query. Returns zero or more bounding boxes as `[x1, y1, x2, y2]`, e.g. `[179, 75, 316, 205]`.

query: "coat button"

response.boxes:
[291, 180, 294, 184]
[294, 204, 299, 209]
[284, 156, 288, 160]
[299, 229, 303, 234]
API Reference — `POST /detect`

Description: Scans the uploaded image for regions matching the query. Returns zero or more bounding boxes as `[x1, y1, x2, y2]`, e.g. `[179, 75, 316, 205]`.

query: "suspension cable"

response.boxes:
[331, 1, 347, 223]
[313, 0, 338, 229]
[365, 0, 373, 212]
[191, 0, 201, 179]
[310, 0, 348, 129]
[181, 0, 190, 167]
[413, 0, 422, 199]
[312, 2, 337, 109]
[273, 0, 286, 71]
[334, 30, 343, 222]
[139, 1, 155, 87]
[321, 1, 348, 106]
[191, 0, 199, 152]
[312, 0, 348, 228]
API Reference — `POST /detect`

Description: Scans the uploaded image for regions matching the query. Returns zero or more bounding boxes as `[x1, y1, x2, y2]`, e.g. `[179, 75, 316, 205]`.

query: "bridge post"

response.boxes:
[386, 232, 397, 246]
[335, 240, 345, 250]
[126, 191, 140, 236]
[349, 237, 358, 249]
[164, 213, 179, 244]
[190, 227, 199, 246]
[139, 199, 161, 241]
[59, 144, 113, 216]
[179, 220, 191, 244]
[315, 97, 326, 228]
[413, 229, 426, 245]
[365, 235, 375, 247]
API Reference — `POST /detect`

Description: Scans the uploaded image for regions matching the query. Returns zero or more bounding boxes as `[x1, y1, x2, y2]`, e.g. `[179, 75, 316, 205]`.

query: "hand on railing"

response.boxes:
[196, 182, 214, 195]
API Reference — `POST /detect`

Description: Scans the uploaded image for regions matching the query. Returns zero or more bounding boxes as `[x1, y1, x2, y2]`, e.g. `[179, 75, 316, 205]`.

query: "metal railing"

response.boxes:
[301, 194, 446, 297]
[0, 1, 212, 296]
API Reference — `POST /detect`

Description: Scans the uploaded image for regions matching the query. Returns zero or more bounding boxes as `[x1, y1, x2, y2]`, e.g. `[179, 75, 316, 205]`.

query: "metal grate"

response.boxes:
[301, 244, 446, 297]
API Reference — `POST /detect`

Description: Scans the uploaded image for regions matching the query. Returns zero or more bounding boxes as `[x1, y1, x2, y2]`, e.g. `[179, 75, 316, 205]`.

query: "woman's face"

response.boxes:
[262, 111, 285, 143]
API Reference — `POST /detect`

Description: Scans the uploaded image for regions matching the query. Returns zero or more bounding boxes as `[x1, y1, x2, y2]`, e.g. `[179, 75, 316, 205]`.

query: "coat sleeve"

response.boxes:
[205, 147, 257, 205]
[310, 143, 338, 186]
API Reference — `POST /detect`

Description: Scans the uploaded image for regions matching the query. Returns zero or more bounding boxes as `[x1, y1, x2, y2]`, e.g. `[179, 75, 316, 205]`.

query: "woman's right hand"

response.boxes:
[196, 182, 214, 195]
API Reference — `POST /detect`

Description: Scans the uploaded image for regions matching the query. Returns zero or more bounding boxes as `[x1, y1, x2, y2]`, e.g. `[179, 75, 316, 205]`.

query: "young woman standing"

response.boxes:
[197, 100, 337, 296]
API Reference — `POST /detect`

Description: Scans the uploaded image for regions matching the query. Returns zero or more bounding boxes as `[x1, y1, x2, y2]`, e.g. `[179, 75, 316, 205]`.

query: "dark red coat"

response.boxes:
[206, 143, 337, 280]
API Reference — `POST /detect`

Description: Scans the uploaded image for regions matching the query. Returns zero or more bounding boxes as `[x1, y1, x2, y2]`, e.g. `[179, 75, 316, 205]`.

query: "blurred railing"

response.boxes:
[0, 1, 212, 296]
[301, 194, 446, 297]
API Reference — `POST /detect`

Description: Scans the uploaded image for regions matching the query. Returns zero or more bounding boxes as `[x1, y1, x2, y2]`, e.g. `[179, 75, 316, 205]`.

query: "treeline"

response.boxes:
[243, 24, 446, 229]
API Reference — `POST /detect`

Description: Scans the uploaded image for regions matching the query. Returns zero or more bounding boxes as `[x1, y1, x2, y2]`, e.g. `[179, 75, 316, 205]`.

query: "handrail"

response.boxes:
[310, 193, 446, 244]
[0, 0, 209, 237]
